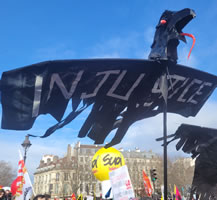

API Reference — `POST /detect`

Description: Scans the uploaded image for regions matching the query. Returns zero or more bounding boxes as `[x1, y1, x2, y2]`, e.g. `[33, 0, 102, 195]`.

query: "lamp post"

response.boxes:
[21, 135, 32, 163]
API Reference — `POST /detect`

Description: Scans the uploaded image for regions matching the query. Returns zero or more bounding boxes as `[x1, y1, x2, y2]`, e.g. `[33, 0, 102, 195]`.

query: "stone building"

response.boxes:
[33, 142, 163, 199]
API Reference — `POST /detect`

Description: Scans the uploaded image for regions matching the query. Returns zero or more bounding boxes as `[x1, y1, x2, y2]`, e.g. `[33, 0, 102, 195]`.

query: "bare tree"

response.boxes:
[0, 161, 16, 186]
[150, 155, 194, 196]
[168, 156, 194, 196]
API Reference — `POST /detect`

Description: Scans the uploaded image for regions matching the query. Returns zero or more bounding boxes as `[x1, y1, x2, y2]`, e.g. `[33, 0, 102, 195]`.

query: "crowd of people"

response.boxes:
[0, 189, 12, 200]
[0, 188, 51, 200]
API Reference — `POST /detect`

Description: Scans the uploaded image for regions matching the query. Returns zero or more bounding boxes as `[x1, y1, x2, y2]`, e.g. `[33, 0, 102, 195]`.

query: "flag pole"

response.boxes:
[159, 67, 169, 200]
[18, 150, 36, 196]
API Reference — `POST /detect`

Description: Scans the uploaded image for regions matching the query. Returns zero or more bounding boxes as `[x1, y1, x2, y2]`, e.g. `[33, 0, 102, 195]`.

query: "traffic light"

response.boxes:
[150, 169, 157, 182]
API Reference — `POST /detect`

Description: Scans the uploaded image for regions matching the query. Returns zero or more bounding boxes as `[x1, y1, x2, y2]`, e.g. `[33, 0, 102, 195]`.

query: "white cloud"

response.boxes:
[89, 32, 145, 59]
[2, 28, 217, 182]
[0, 137, 70, 182]
[115, 100, 217, 156]
[1, 95, 216, 182]
[178, 46, 198, 68]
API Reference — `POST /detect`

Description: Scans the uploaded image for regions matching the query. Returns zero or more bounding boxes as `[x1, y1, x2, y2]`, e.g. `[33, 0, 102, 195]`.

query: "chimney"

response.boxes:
[67, 144, 72, 161]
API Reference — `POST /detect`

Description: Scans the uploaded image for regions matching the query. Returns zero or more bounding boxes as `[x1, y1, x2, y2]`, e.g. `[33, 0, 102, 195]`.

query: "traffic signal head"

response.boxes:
[150, 169, 157, 182]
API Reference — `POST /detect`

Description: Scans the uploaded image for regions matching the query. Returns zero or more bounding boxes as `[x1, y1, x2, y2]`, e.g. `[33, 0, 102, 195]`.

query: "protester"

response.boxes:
[33, 194, 45, 200]
[0, 189, 6, 200]
[5, 189, 12, 200]
[44, 194, 51, 200]
[33, 194, 51, 200]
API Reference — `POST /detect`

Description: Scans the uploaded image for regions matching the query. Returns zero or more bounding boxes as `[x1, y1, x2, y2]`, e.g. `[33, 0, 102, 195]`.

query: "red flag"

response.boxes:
[142, 170, 153, 197]
[10, 151, 33, 200]
[71, 193, 76, 200]
[11, 159, 25, 196]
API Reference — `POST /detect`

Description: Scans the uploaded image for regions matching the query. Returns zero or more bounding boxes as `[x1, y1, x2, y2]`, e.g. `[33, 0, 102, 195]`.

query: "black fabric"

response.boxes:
[169, 124, 217, 199]
[148, 8, 195, 62]
[1, 59, 217, 146]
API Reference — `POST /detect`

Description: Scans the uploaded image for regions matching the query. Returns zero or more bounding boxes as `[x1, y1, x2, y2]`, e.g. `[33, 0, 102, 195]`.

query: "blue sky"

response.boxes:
[1, 0, 217, 181]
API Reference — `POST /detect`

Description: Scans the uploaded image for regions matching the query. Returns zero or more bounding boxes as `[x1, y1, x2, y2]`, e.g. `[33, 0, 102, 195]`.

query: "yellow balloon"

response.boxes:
[91, 147, 125, 181]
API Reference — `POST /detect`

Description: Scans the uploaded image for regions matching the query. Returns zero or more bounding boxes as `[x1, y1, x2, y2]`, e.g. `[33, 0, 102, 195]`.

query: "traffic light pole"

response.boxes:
[152, 181, 156, 194]
[150, 169, 157, 194]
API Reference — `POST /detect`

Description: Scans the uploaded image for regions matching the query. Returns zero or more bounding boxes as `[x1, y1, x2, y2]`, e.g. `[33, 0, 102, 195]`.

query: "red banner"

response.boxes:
[142, 170, 153, 197]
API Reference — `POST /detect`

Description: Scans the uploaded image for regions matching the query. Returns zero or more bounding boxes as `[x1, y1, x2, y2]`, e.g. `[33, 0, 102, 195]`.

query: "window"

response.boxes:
[55, 183, 59, 194]
[80, 174, 83, 181]
[80, 157, 83, 162]
[80, 184, 83, 192]
[56, 173, 60, 181]
[80, 149, 85, 154]
[85, 184, 89, 194]
[63, 184, 68, 195]
[64, 173, 69, 181]
[49, 184, 53, 193]
[91, 149, 95, 154]
[92, 184, 95, 191]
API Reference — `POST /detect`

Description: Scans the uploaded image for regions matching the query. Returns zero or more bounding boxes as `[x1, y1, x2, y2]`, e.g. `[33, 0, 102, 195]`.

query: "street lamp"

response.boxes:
[21, 135, 32, 163]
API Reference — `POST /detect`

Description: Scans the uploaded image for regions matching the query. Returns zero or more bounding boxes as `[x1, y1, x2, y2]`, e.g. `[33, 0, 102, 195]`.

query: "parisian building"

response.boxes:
[33, 142, 193, 199]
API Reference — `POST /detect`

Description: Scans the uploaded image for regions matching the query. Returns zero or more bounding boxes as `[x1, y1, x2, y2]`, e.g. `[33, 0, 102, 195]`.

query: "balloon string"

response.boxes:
[180, 33, 196, 59]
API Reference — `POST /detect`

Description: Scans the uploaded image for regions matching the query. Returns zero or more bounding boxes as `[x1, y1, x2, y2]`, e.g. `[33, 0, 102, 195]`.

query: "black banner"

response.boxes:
[172, 124, 217, 199]
[1, 59, 217, 146]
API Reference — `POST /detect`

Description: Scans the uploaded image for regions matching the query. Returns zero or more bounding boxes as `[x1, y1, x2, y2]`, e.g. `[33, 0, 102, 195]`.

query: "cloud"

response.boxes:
[178, 46, 198, 68]
[0, 136, 70, 181]
[115, 100, 217, 156]
[1, 98, 216, 181]
[89, 32, 145, 59]
[2, 29, 217, 182]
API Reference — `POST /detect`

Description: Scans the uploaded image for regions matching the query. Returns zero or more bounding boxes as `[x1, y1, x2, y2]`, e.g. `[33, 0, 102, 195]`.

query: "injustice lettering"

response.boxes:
[32, 70, 213, 117]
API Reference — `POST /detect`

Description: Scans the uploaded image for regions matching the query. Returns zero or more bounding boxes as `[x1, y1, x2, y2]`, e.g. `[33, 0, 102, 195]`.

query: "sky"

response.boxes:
[1, 0, 217, 182]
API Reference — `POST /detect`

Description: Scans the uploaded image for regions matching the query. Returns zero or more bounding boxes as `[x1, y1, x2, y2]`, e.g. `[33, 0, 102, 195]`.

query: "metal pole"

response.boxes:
[21, 135, 32, 164]
[23, 147, 27, 164]
[163, 100, 168, 200]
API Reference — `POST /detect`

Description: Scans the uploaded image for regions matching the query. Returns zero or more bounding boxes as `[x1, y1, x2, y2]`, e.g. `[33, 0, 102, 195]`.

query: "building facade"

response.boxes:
[34, 142, 193, 199]
[34, 142, 103, 199]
